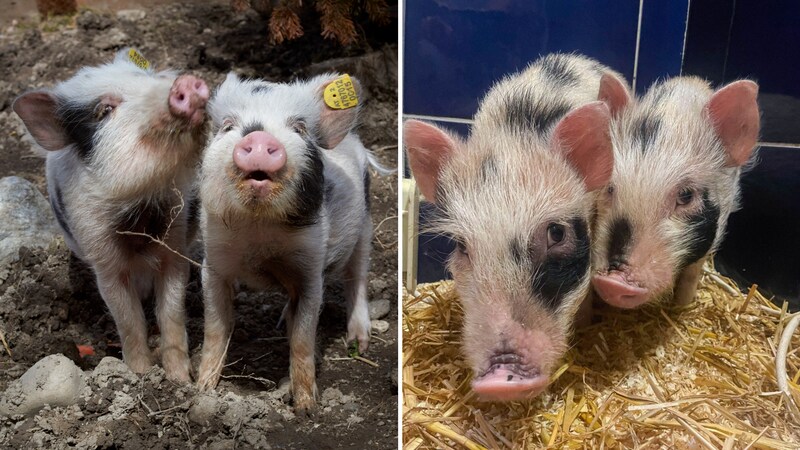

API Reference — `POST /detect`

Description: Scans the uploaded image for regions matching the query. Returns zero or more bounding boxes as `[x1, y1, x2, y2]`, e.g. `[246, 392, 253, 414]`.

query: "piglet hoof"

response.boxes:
[124, 352, 155, 375]
[293, 395, 317, 418]
[195, 370, 221, 392]
[347, 322, 371, 354]
[163, 356, 192, 383]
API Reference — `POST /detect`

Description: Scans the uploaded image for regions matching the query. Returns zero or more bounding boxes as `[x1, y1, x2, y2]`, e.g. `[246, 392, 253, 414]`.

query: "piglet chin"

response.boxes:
[592, 273, 650, 309]
[242, 177, 277, 197]
[472, 367, 549, 402]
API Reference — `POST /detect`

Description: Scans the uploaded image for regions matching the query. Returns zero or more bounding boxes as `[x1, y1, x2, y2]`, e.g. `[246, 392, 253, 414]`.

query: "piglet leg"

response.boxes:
[285, 278, 323, 415]
[673, 257, 705, 306]
[96, 268, 153, 373]
[344, 227, 372, 353]
[197, 263, 235, 391]
[155, 253, 191, 382]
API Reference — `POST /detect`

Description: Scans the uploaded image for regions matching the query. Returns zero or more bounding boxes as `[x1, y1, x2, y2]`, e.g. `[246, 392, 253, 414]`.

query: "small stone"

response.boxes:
[269, 377, 292, 403]
[368, 299, 391, 320]
[91, 357, 139, 389]
[0, 177, 60, 267]
[116, 9, 146, 22]
[0, 354, 87, 417]
[321, 387, 343, 406]
[92, 28, 128, 50]
[108, 392, 135, 420]
[188, 394, 220, 426]
[370, 320, 390, 334]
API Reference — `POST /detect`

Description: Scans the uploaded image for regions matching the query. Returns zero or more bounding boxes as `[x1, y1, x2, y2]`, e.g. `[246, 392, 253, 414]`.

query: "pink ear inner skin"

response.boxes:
[403, 120, 458, 202]
[552, 101, 613, 191]
[598, 73, 632, 117]
[12, 91, 68, 151]
[706, 80, 760, 167]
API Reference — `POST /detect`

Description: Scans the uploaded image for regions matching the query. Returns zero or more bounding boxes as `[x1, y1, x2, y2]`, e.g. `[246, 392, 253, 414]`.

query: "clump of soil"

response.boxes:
[0, 1, 398, 448]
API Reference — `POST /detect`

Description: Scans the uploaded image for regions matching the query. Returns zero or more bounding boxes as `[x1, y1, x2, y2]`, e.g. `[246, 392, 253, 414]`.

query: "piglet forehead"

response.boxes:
[209, 74, 317, 126]
[52, 59, 177, 104]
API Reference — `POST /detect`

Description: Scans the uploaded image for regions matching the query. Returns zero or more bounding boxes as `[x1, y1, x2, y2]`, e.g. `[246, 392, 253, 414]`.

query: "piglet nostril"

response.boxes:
[608, 259, 626, 271]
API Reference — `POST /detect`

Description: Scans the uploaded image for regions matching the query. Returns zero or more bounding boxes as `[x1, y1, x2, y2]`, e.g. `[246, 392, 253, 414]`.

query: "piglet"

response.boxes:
[404, 54, 629, 401]
[196, 73, 380, 413]
[591, 77, 759, 308]
[13, 49, 209, 381]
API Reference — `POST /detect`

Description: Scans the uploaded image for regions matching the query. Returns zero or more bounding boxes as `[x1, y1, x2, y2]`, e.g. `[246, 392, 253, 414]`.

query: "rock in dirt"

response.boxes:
[371, 319, 390, 334]
[368, 299, 391, 320]
[188, 393, 220, 426]
[0, 354, 86, 417]
[0, 176, 60, 267]
[116, 9, 146, 22]
[92, 28, 129, 50]
[91, 357, 139, 389]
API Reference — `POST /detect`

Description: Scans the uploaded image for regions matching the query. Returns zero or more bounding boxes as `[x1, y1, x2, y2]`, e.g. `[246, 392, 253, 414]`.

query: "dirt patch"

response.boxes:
[0, 2, 397, 448]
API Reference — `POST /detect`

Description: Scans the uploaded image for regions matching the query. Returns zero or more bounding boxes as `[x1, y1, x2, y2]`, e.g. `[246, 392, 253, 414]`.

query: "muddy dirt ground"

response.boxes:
[0, 2, 398, 448]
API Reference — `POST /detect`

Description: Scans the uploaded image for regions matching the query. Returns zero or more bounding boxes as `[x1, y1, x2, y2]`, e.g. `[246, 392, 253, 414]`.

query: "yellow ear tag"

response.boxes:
[323, 74, 358, 110]
[128, 49, 150, 71]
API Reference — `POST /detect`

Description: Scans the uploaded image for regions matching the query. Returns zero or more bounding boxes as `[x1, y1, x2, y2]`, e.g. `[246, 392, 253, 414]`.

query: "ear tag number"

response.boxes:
[128, 49, 150, 71]
[323, 74, 358, 110]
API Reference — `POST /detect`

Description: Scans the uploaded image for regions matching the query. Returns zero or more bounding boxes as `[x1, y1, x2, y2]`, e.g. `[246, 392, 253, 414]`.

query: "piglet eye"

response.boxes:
[607, 185, 614, 195]
[221, 120, 234, 133]
[677, 188, 694, 206]
[547, 223, 566, 248]
[292, 119, 307, 135]
[96, 103, 115, 120]
[455, 241, 469, 257]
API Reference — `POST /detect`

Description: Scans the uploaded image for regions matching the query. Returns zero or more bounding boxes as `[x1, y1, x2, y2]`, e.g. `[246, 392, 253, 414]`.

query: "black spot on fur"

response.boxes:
[632, 113, 662, 152]
[607, 217, 633, 268]
[285, 143, 324, 227]
[362, 167, 370, 211]
[504, 93, 572, 135]
[532, 218, 590, 309]
[50, 184, 74, 242]
[480, 155, 497, 183]
[57, 101, 99, 163]
[540, 56, 580, 85]
[115, 199, 171, 254]
[252, 84, 271, 94]
[241, 121, 263, 137]
[679, 190, 719, 268]
[186, 195, 200, 241]
[510, 237, 525, 266]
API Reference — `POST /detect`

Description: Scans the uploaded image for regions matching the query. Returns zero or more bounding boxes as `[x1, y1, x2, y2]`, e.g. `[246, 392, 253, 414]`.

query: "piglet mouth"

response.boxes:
[592, 271, 650, 309]
[239, 169, 282, 196]
[471, 353, 548, 402]
[246, 170, 271, 183]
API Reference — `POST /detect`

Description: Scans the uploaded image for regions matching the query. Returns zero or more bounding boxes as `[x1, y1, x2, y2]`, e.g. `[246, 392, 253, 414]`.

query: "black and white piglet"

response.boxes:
[196, 73, 381, 413]
[13, 49, 209, 381]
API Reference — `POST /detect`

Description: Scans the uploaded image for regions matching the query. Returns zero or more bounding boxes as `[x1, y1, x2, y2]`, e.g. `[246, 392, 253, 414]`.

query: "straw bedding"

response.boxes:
[402, 266, 800, 449]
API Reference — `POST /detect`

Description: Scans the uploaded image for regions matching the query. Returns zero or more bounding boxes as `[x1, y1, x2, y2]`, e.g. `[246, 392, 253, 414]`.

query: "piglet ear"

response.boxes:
[551, 101, 613, 191]
[598, 73, 632, 117]
[404, 120, 460, 203]
[706, 80, 760, 167]
[12, 91, 69, 151]
[316, 74, 363, 149]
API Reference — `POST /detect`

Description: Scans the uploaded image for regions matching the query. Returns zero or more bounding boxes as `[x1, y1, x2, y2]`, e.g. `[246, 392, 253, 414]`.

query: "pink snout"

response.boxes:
[169, 74, 209, 126]
[233, 131, 287, 193]
[592, 273, 650, 309]
[472, 367, 549, 402]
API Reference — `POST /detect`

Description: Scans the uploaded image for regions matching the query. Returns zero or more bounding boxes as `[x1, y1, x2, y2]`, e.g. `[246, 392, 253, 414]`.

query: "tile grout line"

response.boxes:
[632, 0, 644, 92]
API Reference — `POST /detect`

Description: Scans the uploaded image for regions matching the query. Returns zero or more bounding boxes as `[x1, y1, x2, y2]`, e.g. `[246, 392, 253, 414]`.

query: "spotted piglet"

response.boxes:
[404, 54, 630, 401]
[12, 49, 209, 381]
[196, 73, 378, 413]
[591, 77, 760, 308]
